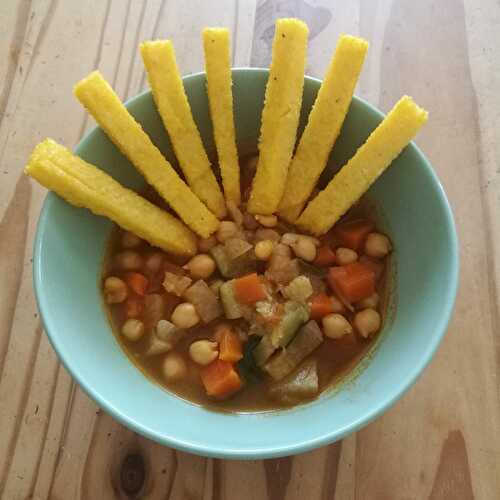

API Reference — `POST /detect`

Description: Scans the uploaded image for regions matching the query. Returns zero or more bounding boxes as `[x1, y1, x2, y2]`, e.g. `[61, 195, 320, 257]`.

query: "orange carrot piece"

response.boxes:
[200, 359, 243, 399]
[335, 219, 374, 250]
[328, 262, 375, 303]
[233, 273, 267, 304]
[308, 293, 334, 319]
[219, 328, 243, 363]
[124, 295, 144, 318]
[124, 272, 149, 296]
[314, 244, 336, 266]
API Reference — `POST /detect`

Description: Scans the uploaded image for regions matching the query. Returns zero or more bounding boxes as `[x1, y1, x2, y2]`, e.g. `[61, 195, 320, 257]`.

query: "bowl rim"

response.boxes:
[33, 68, 459, 459]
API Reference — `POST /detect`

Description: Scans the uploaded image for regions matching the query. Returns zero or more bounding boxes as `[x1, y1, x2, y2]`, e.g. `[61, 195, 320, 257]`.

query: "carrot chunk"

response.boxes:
[314, 244, 337, 266]
[124, 272, 149, 296]
[308, 293, 334, 319]
[334, 219, 374, 250]
[328, 262, 375, 303]
[219, 328, 243, 363]
[200, 359, 243, 399]
[233, 273, 267, 304]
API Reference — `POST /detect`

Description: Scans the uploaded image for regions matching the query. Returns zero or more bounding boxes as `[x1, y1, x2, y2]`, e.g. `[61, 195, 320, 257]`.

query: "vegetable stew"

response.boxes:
[102, 156, 392, 411]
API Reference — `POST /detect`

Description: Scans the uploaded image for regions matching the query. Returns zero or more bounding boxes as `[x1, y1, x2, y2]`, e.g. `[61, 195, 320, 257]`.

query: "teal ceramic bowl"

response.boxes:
[33, 68, 458, 459]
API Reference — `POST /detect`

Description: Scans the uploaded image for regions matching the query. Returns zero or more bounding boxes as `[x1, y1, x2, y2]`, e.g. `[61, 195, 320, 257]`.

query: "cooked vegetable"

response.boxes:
[200, 359, 243, 399]
[171, 302, 200, 329]
[163, 271, 192, 297]
[290, 237, 317, 262]
[143, 293, 165, 330]
[145, 320, 183, 356]
[198, 235, 217, 253]
[270, 301, 309, 347]
[268, 358, 319, 404]
[283, 276, 313, 303]
[335, 219, 375, 251]
[124, 272, 149, 296]
[74, 73, 219, 238]
[162, 352, 187, 381]
[364, 232, 392, 258]
[356, 292, 380, 310]
[335, 248, 358, 266]
[322, 313, 353, 339]
[314, 245, 337, 267]
[140, 40, 227, 218]
[309, 293, 335, 319]
[124, 296, 144, 319]
[219, 328, 243, 363]
[234, 273, 267, 304]
[224, 238, 253, 260]
[210, 244, 256, 278]
[184, 254, 216, 280]
[253, 334, 277, 367]
[189, 340, 219, 365]
[219, 280, 243, 319]
[328, 262, 375, 303]
[104, 277, 128, 304]
[255, 228, 281, 242]
[297, 96, 428, 235]
[121, 319, 145, 341]
[358, 255, 385, 281]
[183, 280, 222, 323]
[216, 221, 239, 243]
[266, 244, 300, 285]
[354, 308, 381, 337]
[265, 320, 323, 380]
[254, 240, 274, 261]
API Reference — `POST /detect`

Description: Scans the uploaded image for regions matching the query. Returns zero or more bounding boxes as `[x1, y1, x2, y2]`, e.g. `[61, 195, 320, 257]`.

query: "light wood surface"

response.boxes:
[1, 1, 499, 498]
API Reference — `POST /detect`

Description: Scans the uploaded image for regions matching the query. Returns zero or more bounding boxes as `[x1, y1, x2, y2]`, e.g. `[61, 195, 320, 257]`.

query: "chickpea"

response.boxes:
[104, 276, 128, 304]
[198, 235, 217, 253]
[356, 292, 380, 310]
[216, 221, 239, 243]
[121, 318, 145, 341]
[292, 237, 317, 262]
[184, 254, 216, 279]
[121, 231, 141, 248]
[189, 340, 219, 366]
[162, 352, 187, 382]
[365, 233, 392, 258]
[145, 252, 164, 273]
[171, 302, 200, 329]
[255, 240, 274, 261]
[354, 308, 381, 338]
[115, 250, 143, 271]
[255, 214, 278, 228]
[330, 295, 345, 313]
[336, 247, 358, 265]
[282, 233, 320, 247]
[322, 313, 353, 339]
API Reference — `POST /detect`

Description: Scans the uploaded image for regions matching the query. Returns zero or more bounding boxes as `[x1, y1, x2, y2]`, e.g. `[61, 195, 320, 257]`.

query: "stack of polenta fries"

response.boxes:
[25, 18, 427, 257]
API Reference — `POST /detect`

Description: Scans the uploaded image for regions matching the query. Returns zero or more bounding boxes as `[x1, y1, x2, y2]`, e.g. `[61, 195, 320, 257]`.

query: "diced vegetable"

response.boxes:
[270, 301, 309, 347]
[163, 271, 192, 297]
[268, 358, 319, 404]
[219, 328, 243, 363]
[254, 228, 281, 242]
[265, 320, 323, 380]
[210, 244, 256, 278]
[224, 238, 253, 260]
[266, 244, 301, 285]
[283, 276, 313, 303]
[335, 219, 374, 250]
[124, 295, 144, 318]
[314, 244, 336, 266]
[328, 262, 375, 303]
[200, 359, 243, 399]
[253, 334, 277, 367]
[184, 280, 222, 323]
[219, 280, 243, 319]
[124, 272, 149, 296]
[308, 293, 334, 319]
[234, 273, 267, 304]
[143, 293, 165, 329]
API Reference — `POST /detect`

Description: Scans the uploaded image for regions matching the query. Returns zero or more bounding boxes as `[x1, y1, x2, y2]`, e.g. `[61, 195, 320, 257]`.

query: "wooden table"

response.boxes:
[1, 0, 499, 498]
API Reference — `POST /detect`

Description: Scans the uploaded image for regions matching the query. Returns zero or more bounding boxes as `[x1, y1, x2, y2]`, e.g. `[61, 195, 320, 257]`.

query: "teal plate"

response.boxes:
[33, 69, 458, 459]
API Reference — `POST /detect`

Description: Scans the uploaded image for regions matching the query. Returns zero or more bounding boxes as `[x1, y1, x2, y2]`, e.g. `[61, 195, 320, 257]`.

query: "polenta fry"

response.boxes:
[278, 35, 369, 222]
[203, 28, 241, 206]
[140, 40, 227, 218]
[74, 71, 219, 238]
[296, 96, 428, 235]
[247, 18, 309, 215]
[25, 139, 197, 256]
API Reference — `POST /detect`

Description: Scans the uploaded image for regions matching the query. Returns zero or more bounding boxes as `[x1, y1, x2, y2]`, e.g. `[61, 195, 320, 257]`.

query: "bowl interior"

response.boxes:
[34, 69, 458, 458]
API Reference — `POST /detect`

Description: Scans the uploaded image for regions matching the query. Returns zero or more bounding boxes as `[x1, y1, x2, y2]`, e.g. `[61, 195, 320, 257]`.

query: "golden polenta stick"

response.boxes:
[140, 40, 227, 218]
[278, 35, 369, 222]
[25, 139, 197, 256]
[296, 96, 428, 235]
[74, 71, 218, 239]
[247, 18, 309, 215]
[203, 28, 241, 206]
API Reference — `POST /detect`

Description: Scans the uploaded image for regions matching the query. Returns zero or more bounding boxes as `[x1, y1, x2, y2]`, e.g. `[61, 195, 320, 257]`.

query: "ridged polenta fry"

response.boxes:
[74, 71, 219, 239]
[278, 35, 369, 222]
[25, 139, 197, 256]
[297, 96, 428, 235]
[203, 28, 241, 206]
[247, 18, 309, 215]
[140, 40, 227, 218]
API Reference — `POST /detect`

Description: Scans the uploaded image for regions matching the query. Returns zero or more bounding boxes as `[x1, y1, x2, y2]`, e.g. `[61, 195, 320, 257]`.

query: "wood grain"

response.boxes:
[0, 0, 499, 498]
